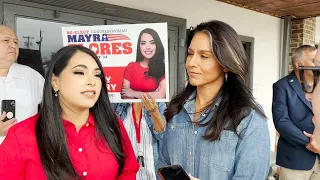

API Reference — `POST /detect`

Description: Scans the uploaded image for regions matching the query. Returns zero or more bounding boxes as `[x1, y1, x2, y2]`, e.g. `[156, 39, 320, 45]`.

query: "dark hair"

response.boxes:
[36, 45, 125, 179]
[136, 28, 165, 82]
[165, 20, 266, 141]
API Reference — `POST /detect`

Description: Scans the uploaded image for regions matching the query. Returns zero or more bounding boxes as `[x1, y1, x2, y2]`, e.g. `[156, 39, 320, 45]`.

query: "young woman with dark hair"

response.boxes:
[121, 28, 166, 99]
[0, 45, 139, 179]
[158, 20, 270, 180]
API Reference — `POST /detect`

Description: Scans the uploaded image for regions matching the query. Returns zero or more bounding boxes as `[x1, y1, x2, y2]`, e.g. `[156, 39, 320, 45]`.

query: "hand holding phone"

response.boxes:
[1, 100, 15, 122]
[157, 165, 191, 180]
[0, 112, 17, 136]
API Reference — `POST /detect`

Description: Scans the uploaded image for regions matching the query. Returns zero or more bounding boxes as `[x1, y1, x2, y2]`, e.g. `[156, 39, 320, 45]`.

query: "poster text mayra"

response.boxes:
[66, 30, 132, 55]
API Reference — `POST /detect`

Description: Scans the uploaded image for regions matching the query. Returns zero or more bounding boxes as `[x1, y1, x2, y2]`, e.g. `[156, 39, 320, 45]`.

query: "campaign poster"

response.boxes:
[62, 23, 169, 103]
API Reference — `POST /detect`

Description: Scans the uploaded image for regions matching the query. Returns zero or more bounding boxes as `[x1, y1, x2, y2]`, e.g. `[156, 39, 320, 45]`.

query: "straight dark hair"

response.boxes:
[136, 28, 165, 82]
[36, 45, 125, 179]
[165, 20, 266, 141]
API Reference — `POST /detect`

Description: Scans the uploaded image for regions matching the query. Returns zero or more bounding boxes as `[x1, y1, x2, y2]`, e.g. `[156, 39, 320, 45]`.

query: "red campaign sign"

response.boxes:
[62, 23, 169, 102]
[103, 67, 126, 93]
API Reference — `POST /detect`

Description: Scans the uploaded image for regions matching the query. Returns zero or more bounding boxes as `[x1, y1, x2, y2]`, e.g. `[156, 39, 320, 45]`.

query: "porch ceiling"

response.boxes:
[217, 0, 320, 19]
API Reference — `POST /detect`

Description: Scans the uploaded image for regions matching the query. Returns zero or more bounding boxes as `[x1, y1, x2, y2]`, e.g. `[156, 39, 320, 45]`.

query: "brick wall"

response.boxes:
[289, 17, 316, 71]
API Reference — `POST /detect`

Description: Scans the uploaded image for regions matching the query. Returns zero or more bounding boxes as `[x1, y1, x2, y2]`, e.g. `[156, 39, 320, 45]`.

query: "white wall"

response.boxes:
[316, 17, 320, 43]
[96, 0, 282, 151]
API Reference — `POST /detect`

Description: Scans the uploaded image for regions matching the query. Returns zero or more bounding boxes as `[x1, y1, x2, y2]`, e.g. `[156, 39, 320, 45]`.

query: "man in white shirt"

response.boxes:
[0, 26, 44, 144]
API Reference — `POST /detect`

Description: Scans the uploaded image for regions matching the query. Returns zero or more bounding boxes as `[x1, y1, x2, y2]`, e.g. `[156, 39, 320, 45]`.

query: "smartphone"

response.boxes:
[157, 165, 191, 180]
[1, 100, 15, 122]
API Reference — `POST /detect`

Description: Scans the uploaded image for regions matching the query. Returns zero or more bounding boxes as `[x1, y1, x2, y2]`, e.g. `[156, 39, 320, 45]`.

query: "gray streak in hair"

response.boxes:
[291, 45, 316, 69]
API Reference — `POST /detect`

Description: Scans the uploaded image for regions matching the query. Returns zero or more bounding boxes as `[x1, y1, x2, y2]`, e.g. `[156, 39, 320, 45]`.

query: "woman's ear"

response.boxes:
[223, 68, 228, 73]
[51, 74, 59, 92]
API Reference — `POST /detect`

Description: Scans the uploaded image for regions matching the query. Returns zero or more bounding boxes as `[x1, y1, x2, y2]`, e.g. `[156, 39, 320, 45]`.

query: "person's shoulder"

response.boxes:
[9, 114, 39, 136]
[274, 76, 286, 85]
[274, 73, 295, 87]
[126, 61, 138, 68]
[157, 102, 166, 106]
[113, 103, 130, 116]
[3, 114, 39, 150]
[157, 102, 167, 110]
[237, 109, 268, 134]
[13, 63, 34, 72]
[13, 63, 43, 80]
[236, 109, 270, 150]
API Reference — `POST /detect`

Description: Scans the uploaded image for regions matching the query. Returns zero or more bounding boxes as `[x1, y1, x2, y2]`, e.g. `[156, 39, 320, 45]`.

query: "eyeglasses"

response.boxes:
[298, 66, 320, 93]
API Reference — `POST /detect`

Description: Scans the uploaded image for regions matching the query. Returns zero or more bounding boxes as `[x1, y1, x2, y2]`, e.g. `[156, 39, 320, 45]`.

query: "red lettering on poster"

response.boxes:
[103, 67, 126, 92]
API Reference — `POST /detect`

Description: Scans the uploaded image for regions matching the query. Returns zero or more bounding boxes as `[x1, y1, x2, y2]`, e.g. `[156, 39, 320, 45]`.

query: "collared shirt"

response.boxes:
[158, 92, 270, 180]
[0, 63, 44, 144]
[0, 113, 139, 180]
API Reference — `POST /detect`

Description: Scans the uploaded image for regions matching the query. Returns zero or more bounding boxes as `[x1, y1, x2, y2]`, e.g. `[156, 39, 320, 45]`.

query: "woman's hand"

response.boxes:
[141, 93, 158, 113]
[304, 131, 320, 154]
[141, 93, 165, 132]
[121, 87, 137, 99]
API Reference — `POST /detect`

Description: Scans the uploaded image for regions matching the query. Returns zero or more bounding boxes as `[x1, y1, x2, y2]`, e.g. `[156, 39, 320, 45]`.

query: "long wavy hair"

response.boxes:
[136, 28, 165, 83]
[165, 20, 266, 141]
[36, 45, 125, 179]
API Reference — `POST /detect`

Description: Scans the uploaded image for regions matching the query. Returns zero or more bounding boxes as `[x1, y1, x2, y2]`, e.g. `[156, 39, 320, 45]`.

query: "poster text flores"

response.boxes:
[67, 33, 132, 55]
